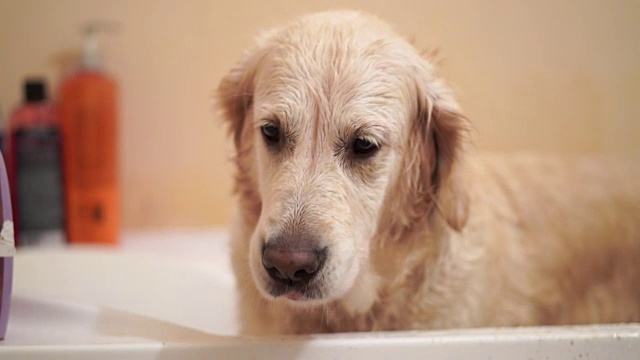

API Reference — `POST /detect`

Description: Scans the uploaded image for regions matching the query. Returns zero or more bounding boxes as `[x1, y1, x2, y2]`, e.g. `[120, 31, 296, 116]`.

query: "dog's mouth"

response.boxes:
[264, 277, 325, 302]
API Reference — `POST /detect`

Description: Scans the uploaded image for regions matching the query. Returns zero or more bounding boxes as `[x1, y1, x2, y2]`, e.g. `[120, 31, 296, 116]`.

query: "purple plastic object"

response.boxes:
[0, 151, 14, 340]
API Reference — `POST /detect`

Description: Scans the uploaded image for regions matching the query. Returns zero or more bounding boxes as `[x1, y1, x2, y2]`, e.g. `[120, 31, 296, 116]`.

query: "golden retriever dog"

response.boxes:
[217, 10, 640, 335]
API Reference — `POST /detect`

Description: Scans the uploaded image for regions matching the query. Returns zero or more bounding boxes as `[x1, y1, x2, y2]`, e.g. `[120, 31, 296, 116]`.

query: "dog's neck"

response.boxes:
[314, 217, 451, 333]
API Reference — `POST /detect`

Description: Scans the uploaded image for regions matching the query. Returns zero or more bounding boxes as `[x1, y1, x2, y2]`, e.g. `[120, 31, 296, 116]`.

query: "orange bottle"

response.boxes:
[58, 23, 119, 245]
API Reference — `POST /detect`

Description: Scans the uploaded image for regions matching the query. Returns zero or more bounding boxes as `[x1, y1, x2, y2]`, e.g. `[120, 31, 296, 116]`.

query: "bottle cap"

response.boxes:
[24, 79, 47, 103]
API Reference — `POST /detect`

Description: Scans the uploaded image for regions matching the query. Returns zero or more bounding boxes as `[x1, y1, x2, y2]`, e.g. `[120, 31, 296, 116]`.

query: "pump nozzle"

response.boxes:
[81, 21, 119, 70]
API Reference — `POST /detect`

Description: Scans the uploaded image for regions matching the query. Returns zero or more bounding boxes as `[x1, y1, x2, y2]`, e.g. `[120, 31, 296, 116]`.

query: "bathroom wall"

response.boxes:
[1, 0, 638, 227]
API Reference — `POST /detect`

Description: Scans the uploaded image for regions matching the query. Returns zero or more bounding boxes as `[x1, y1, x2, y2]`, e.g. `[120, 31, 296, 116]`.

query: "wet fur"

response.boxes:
[218, 10, 640, 335]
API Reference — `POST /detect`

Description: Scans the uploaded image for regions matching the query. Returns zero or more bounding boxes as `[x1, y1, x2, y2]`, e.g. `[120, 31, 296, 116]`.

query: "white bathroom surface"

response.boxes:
[4, 295, 217, 346]
[1, 228, 639, 359]
[10, 229, 239, 335]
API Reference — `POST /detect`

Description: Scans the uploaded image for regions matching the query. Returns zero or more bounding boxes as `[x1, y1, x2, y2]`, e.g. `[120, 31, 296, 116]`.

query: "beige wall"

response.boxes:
[1, 0, 638, 228]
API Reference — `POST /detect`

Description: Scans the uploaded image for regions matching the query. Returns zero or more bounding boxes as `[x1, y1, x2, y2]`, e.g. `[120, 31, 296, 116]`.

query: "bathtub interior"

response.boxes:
[12, 229, 239, 336]
[3, 229, 639, 359]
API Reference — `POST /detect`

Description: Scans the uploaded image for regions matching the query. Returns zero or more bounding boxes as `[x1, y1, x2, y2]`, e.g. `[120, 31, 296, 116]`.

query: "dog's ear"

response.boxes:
[409, 76, 470, 232]
[217, 41, 272, 149]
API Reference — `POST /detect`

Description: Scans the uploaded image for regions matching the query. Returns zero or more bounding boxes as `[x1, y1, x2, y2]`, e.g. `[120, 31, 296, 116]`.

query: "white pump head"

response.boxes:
[81, 21, 119, 70]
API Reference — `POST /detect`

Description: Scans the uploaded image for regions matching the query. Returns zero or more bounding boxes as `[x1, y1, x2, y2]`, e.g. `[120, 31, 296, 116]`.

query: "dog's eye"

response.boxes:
[261, 124, 281, 144]
[352, 137, 379, 157]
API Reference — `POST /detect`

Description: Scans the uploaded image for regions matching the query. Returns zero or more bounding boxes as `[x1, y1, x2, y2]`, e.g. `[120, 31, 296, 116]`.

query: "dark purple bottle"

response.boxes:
[0, 151, 14, 340]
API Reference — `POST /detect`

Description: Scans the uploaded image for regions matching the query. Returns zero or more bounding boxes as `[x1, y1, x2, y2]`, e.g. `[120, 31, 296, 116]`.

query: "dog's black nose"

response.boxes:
[262, 245, 325, 285]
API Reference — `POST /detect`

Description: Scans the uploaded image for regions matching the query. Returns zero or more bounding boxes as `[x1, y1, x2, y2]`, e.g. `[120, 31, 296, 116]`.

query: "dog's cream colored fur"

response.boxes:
[218, 10, 640, 335]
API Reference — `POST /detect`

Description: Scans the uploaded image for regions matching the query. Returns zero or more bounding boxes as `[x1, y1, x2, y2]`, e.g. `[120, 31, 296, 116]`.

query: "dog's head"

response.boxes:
[218, 11, 468, 306]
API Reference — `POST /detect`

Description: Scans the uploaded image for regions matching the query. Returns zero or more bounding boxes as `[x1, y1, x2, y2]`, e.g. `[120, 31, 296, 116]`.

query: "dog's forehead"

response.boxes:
[254, 44, 409, 132]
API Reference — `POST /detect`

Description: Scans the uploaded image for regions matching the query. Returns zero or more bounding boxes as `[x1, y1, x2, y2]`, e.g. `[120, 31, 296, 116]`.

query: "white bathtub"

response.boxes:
[1, 229, 638, 359]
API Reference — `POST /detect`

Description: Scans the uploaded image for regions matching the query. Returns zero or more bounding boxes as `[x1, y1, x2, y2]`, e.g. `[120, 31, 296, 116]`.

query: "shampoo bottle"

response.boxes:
[58, 23, 119, 245]
[6, 79, 66, 247]
[0, 150, 15, 340]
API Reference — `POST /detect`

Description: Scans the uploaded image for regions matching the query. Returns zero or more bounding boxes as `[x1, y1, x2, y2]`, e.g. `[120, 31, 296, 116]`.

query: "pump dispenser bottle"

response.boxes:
[58, 23, 119, 245]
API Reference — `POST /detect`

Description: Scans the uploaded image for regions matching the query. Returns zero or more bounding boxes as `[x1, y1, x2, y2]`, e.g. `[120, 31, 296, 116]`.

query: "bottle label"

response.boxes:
[0, 220, 15, 257]
[14, 127, 65, 246]
[74, 102, 116, 188]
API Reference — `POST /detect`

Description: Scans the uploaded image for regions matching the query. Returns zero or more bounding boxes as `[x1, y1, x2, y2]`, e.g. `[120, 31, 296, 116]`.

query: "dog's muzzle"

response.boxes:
[261, 243, 327, 299]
